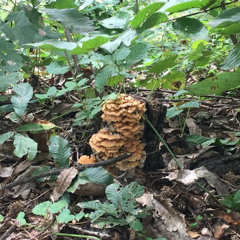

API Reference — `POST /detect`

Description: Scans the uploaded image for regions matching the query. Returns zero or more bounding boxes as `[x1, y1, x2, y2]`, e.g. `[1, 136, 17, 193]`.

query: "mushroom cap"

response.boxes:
[78, 155, 96, 164]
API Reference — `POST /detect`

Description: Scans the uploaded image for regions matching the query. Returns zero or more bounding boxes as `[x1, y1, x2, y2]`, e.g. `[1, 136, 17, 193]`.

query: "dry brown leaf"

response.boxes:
[0, 166, 14, 178]
[187, 231, 201, 238]
[52, 167, 78, 201]
[186, 118, 202, 135]
[168, 167, 230, 195]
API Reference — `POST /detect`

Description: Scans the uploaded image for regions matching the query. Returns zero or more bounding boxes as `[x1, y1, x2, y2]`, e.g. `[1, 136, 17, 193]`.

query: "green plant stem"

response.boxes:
[52, 232, 101, 240]
[181, 108, 190, 137]
[144, 116, 183, 170]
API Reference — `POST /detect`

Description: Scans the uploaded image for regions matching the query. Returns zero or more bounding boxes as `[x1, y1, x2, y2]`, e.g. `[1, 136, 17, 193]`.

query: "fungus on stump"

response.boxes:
[78, 94, 146, 171]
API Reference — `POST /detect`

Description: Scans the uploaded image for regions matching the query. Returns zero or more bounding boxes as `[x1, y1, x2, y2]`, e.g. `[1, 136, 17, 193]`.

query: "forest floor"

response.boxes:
[0, 77, 240, 240]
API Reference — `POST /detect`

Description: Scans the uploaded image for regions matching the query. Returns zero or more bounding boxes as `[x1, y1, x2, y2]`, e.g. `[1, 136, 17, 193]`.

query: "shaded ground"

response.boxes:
[1, 78, 240, 240]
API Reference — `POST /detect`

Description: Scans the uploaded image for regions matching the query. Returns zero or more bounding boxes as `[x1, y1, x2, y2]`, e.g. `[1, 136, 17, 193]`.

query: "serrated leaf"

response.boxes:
[173, 17, 208, 41]
[57, 208, 75, 223]
[78, 200, 103, 210]
[49, 136, 71, 168]
[131, 2, 165, 28]
[95, 65, 117, 92]
[44, 8, 94, 33]
[83, 167, 113, 185]
[32, 201, 51, 216]
[208, 7, 240, 28]
[13, 134, 38, 160]
[220, 46, 240, 70]
[0, 131, 14, 145]
[187, 72, 240, 95]
[11, 83, 33, 116]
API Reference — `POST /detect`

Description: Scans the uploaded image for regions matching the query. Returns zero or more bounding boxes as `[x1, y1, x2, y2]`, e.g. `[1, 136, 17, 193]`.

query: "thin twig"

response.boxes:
[0, 224, 17, 240]
[1, 153, 131, 190]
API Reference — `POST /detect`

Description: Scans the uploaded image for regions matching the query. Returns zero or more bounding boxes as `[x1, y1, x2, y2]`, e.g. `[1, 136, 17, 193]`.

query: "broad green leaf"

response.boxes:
[79, 0, 94, 10]
[161, 71, 185, 90]
[149, 54, 178, 74]
[220, 46, 240, 70]
[78, 200, 103, 211]
[95, 65, 117, 92]
[208, 7, 240, 28]
[50, 200, 69, 214]
[105, 183, 120, 205]
[112, 47, 131, 62]
[46, 0, 76, 9]
[140, 12, 168, 31]
[0, 72, 22, 92]
[83, 167, 113, 185]
[17, 122, 56, 132]
[27, 39, 77, 51]
[75, 212, 84, 221]
[173, 17, 208, 41]
[101, 12, 129, 29]
[0, 37, 23, 72]
[13, 134, 38, 160]
[127, 217, 143, 231]
[233, 190, 240, 204]
[131, 2, 165, 28]
[46, 62, 69, 74]
[179, 101, 199, 109]
[101, 39, 122, 54]
[136, 77, 161, 90]
[212, 22, 240, 36]
[186, 135, 213, 145]
[72, 36, 109, 54]
[118, 29, 138, 47]
[49, 135, 71, 168]
[17, 212, 27, 226]
[187, 72, 240, 95]
[0, 214, 3, 222]
[11, 83, 33, 116]
[107, 75, 125, 87]
[165, 1, 202, 13]
[126, 43, 150, 67]
[32, 201, 51, 216]
[0, 132, 14, 145]
[166, 107, 183, 118]
[44, 8, 94, 33]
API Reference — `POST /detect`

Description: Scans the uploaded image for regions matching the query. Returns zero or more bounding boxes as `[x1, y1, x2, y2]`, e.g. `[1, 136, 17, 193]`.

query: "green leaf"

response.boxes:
[44, 8, 94, 33]
[0, 214, 4, 222]
[83, 167, 113, 185]
[101, 39, 122, 54]
[13, 134, 38, 160]
[149, 54, 178, 74]
[27, 39, 77, 51]
[127, 217, 143, 231]
[179, 101, 199, 109]
[75, 212, 84, 221]
[107, 75, 125, 87]
[140, 12, 168, 31]
[11, 83, 33, 116]
[187, 72, 240, 95]
[46, 62, 69, 74]
[165, 1, 202, 13]
[131, 2, 165, 28]
[57, 209, 75, 223]
[72, 36, 109, 54]
[50, 199, 69, 214]
[17, 212, 27, 226]
[161, 71, 185, 90]
[17, 122, 56, 132]
[186, 135, 213, 145]
[0, 131, 14, 145]
[32, 201, 51, 216]
[126, 43, 150, 67]
[79, 200, 104, 211]
[220, 46, 240, 70]
[46, 0, 76, 9]
[173, 17, 208, 40]
[0, 72, 22, 92]
[208, 7, 240, 28]
[212, 22, 240, 36]
[118, 29, 138, 47]
[233, 190, 240, 204]
[112, 47, 131, 62]
[49, 136, 71, 168]
[95, 65, 117, 92]
[101, 12, 129, 29]
[105, 183, 120, 205]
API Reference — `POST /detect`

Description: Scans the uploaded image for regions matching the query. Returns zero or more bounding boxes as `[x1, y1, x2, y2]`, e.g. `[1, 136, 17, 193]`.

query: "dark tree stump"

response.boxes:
[143, 99, 166, 171]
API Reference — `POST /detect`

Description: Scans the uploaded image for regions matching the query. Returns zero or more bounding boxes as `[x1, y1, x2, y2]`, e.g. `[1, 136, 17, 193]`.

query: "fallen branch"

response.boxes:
[1, 153, 131, 190]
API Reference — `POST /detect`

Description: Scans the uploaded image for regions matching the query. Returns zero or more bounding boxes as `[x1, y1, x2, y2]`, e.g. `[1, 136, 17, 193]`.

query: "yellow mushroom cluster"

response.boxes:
[78, 94, 146, 171]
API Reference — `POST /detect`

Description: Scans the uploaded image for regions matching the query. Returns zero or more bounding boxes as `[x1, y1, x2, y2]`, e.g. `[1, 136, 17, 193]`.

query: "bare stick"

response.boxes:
[1, 153, 131, 190]
[0, 224, 17, 240]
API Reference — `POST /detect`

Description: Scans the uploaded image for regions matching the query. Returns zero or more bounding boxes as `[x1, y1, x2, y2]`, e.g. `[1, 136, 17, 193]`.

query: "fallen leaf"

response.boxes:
[52, 167, 78, 201]
[0, 166, 14, 178]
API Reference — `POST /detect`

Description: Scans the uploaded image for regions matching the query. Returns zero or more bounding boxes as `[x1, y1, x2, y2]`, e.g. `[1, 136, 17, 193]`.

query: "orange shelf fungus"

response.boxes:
[79, 94, 146, 171]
